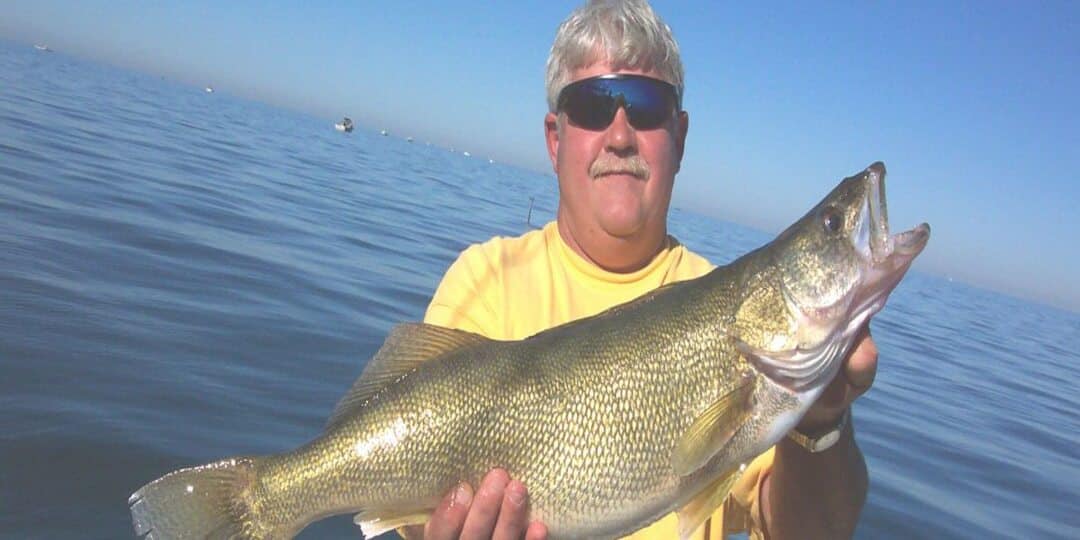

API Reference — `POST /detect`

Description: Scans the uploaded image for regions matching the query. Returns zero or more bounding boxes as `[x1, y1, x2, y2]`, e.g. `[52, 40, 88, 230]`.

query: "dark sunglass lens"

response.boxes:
[627, 104, 665, 129]
[564, 87, 615, 130]
[622, 80, 674, 129]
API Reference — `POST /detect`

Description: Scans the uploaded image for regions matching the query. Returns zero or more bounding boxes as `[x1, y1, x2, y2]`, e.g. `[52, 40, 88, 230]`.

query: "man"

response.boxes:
[408, 1, 873, 538]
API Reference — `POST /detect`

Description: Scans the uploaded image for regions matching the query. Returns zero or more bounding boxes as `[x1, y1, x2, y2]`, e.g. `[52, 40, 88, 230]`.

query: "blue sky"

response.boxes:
[3, 1, 1077, 311]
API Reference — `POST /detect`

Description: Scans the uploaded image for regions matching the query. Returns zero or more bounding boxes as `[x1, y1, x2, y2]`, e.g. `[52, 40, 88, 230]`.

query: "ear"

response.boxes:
[674, 110, 689, 173]
[544, 112, 560, 174]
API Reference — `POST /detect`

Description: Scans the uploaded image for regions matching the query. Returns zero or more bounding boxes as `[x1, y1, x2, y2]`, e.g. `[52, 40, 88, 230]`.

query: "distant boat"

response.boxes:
[34, 44, 52, 52]
[334, 117, 354, 133]
[205, 86, 214, 93]
[463, 151, 471, 157]
[380, 129, 388, 136]
[406, 136, 413, 143]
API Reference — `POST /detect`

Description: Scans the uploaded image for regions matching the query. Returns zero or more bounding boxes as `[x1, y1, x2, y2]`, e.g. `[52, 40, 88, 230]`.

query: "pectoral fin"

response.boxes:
[676, 468, 740, 540]
[672, 375, 755, 476]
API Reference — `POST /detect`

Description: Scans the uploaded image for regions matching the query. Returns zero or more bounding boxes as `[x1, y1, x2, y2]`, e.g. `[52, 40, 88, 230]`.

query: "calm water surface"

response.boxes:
[1, 41, 1077, 539]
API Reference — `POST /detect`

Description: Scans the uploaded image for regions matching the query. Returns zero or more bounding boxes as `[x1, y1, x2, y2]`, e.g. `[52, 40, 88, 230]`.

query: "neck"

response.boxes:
[556, 212, 667, 274]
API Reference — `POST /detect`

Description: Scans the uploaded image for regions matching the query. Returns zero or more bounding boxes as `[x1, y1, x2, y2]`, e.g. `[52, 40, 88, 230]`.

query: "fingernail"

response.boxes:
[507, 482, 526, 506]
[454, 483, 472, 506]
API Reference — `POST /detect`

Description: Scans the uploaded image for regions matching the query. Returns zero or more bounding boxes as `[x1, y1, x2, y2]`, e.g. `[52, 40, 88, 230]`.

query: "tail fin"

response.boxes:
[129, 456, 264, 539]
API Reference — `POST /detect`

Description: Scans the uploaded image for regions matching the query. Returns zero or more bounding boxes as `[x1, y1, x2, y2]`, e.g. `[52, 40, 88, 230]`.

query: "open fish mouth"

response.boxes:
[851, 162, 930, 326]
[732, 162, 932, 395]
[865, 162, 930, 263]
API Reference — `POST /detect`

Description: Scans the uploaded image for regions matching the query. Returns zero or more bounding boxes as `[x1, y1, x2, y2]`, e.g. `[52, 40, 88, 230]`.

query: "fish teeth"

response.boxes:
[867, 165, 891, 262]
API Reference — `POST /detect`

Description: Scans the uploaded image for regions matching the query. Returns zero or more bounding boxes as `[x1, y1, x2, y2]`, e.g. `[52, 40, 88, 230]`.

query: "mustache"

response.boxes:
[589, 155, 650, 180]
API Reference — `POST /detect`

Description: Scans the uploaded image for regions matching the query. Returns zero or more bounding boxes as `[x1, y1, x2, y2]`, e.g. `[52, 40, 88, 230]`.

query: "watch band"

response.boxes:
[787, 408, 850, 453]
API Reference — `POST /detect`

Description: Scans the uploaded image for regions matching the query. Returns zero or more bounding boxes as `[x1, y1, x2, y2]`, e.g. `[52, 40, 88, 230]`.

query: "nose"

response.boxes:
[603, 106, 637, 155]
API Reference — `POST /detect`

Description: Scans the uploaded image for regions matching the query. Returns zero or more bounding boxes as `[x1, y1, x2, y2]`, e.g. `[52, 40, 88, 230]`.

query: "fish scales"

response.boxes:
[284, 280, 749, 535]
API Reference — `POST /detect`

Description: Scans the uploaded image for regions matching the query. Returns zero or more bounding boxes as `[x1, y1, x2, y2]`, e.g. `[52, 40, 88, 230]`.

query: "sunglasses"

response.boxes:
[556, 74, 682, 131]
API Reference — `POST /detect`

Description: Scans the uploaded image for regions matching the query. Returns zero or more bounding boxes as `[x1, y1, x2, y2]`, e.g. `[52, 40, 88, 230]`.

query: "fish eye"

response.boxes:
[822, 206, 843, 234]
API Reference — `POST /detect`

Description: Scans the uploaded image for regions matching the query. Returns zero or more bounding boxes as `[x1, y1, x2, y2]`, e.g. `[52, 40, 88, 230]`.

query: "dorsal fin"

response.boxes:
[326, 323, 492, 429]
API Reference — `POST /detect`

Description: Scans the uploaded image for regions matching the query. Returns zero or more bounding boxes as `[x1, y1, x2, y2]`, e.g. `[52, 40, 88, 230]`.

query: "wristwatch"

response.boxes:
[787, 408, 850, 453]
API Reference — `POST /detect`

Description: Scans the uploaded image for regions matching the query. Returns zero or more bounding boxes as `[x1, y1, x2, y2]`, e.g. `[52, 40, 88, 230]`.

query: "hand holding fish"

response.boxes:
[760, 325, 878, 539]
[403, 469, 548, 540]
[799, 324, 877, 433]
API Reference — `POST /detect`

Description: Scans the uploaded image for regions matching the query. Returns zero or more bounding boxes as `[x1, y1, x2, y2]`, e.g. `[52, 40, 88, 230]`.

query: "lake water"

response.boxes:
[1, 41, 1077, 539]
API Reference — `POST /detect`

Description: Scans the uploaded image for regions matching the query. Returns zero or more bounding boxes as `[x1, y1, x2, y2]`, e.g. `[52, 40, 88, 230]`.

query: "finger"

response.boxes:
[843, 327, 878, 397]
[492, 480, 530, 540]
[525, 521, 549, 540]
[461, 469, 511, 539]
[821, 368, 849, 409]
[425, 483, 473, 540]
[799, 371, 847, 431]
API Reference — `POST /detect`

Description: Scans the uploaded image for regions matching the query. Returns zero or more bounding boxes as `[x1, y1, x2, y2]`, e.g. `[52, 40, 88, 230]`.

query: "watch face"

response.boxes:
[789, 408, 849, 452]
[814, 430, 841, 452]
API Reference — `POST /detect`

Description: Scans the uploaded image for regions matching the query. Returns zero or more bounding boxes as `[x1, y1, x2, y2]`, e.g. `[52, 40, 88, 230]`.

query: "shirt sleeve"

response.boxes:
[423, 243, 501, 337]
[719, 447, 774, 539]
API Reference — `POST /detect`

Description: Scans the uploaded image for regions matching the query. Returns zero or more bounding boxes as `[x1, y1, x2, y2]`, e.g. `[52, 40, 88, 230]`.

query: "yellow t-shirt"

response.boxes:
[424, 221, 772, 540]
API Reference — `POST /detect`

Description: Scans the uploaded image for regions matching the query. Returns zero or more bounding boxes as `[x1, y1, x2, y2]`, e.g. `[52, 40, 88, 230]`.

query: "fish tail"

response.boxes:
[129, 456, 279, 539]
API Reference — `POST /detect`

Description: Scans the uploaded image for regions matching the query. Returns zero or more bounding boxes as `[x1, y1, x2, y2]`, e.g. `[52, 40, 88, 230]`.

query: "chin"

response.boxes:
[597, 215, 646, 240]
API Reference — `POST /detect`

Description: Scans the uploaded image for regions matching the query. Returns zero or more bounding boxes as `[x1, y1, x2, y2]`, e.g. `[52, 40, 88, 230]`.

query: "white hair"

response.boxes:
[545, 0, 684, 112]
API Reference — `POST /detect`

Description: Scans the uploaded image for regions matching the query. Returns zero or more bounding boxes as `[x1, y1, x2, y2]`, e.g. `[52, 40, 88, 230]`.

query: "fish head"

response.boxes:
[753, 162, 929, 388]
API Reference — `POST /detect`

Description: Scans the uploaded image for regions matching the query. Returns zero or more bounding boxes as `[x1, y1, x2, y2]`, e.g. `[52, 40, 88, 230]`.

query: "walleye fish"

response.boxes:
[129, 162, 929, 539]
